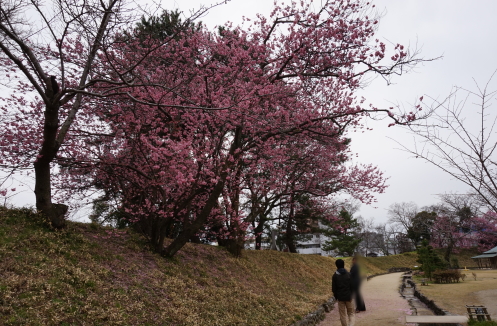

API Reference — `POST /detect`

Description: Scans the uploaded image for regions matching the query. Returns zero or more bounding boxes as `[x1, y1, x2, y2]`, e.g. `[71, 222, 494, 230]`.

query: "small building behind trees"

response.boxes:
[472, 246, 497, 269]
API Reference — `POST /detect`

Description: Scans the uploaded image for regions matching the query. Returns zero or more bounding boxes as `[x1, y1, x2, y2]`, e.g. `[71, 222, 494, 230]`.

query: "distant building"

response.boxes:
[296, 233, 328, 255]
[472, 246, 497, 269]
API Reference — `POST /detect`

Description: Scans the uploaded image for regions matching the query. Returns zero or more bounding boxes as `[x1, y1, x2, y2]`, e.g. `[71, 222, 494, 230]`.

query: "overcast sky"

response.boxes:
[161, 0, 497, 223]
[5, 0, 497, 224]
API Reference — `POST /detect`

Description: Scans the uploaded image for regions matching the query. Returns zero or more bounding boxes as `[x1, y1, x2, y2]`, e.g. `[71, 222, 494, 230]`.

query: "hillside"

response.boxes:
[0, 207, 482, 325]
[0, 207, 337, 325]
[359, 252, 418, 274]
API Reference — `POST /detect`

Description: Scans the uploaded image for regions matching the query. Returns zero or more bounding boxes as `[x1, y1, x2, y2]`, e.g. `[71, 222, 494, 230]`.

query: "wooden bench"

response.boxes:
[405, 315, 468, 324]
[420, 278, 428, 286]
[467, 305, 492, 321]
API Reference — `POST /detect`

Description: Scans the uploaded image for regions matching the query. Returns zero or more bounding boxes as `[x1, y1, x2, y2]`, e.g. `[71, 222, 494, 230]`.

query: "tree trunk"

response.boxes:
[34, 101, 66, 228]
[162, 175, 228, 257]
[286, 226, 297, 253]
[285, 194, 297, 253]
[444, 241, 454, 266]
[254, 220, 264, 250]
[162, 127, 242, 257]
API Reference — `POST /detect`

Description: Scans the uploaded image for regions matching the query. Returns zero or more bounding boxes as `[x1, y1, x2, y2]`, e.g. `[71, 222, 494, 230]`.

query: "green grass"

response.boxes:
[468, 320, 497, 326]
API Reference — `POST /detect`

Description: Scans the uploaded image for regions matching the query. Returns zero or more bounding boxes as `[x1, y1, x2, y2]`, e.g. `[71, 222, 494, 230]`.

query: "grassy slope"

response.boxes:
[0, 207, 483, 325]
[359, 252, 418, 275]
[0, 207, 337, 326]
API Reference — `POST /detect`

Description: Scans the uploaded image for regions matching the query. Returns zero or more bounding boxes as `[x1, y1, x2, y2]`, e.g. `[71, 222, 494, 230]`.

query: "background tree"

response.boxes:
[387, 202, 418, 236]
[396, 232, 415, 253]
[407, 210, 437, 247]
[401, 72, 497, 212]
[416, 239, 447, 280]
[429, 194, 494, 264]
[355, 216, 375, 256]
[322, 209, 361, 256]
[372, 223, 399, 256]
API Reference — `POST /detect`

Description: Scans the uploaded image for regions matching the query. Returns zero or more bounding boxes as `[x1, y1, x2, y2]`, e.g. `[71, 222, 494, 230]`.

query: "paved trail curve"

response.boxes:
[319, 272, 412, 326]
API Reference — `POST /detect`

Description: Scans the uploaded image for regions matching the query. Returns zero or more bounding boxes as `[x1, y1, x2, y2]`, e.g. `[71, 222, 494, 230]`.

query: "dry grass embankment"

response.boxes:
[359, 252, 419, 275]
[0, 207, 338, 326]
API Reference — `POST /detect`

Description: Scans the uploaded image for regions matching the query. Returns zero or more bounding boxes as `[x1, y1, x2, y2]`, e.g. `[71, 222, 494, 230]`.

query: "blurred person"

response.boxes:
[350, 256, 366, 313]
[332, 259, 355, 326]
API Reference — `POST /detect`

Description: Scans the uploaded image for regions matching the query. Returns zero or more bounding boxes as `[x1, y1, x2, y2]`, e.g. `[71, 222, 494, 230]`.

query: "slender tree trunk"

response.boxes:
[226, 168, 244, 257]
[254, 220, 264, 250]
[34, 102, 66, 228]
[286, 194, 297, 253]
[444, 240, 454, 266]
[286, 224, 297, 253]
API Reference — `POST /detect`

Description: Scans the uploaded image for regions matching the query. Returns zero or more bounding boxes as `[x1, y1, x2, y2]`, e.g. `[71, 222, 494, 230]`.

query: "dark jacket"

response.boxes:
[332, 267, 353, 301]
[350, 263, 361, 291]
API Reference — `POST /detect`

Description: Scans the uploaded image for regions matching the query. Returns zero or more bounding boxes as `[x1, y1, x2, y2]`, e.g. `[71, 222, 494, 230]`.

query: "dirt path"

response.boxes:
[318, 272, 412, 326]
[475, 289, 497, 318]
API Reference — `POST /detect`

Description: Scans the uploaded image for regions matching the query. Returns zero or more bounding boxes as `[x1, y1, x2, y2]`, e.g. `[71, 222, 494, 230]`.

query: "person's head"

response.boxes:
[335, 259, 344, 269]
[352, 256, 357, 264]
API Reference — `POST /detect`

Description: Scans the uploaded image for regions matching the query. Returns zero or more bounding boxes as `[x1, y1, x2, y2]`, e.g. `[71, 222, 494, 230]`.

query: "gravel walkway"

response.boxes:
[319, 272, 413, 326]
[475, 289, 497, 318]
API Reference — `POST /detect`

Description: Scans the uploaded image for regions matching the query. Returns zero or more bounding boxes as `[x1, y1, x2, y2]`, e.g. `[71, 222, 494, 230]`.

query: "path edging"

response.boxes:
[289, 297, 335, 326]
[406, 279, 454, 316]
[291, 268, 413, 326]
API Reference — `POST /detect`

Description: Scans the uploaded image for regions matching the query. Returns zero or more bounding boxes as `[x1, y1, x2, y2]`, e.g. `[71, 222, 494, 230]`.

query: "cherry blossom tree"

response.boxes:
[0, 0, 214, 227]
[429, 194, 497, 264]
[66, 0, 429, 257]
[1, 0, 432, 257]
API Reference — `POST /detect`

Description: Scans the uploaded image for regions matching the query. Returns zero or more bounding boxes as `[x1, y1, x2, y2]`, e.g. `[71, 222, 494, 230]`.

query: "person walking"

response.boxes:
[350, 256, 366, 313]
[332, 259, 355, 326]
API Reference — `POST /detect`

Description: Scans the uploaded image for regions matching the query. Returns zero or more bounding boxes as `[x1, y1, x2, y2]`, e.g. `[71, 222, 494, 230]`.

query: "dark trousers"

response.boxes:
[354, 290, 366, 311]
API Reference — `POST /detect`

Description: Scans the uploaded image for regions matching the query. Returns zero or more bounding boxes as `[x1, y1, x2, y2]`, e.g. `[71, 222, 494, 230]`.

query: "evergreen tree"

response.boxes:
[416, 239, 446, 279]
[322, 210, 361, 256]
[407, 210, 436, 246]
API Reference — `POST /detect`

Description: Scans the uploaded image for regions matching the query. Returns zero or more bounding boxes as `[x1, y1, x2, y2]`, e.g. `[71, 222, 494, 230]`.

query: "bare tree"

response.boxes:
[387, 202, 418, 233]
[387, 223, 405, 255]
[401, 72, 497, 212]
[373, 222, 406, 256]
[372, 223, 389, 256]
[356, 216, 376, 256]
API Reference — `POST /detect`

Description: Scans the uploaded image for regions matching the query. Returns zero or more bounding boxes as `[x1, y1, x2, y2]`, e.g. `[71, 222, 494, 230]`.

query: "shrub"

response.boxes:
[432, 269, 463, 283]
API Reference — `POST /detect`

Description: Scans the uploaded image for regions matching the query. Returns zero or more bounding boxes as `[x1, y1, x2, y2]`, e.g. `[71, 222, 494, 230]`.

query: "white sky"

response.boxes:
[6, 0, 497, 224]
